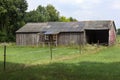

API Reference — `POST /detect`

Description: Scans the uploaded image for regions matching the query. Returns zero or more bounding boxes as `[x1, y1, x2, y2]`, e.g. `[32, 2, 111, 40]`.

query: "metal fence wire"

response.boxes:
[0, 45, 81, 64]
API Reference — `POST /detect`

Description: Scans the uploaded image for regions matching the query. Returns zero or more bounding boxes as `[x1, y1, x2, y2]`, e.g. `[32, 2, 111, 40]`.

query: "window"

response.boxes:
[44, 35, 57, 40]
[45, 35, 49, 40]
[53, 35, 57, 40]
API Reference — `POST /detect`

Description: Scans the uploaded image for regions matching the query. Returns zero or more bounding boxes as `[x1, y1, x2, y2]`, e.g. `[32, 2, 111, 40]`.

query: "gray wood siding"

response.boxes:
[58, 32, 84, 45]
[16, 33, 40, 46]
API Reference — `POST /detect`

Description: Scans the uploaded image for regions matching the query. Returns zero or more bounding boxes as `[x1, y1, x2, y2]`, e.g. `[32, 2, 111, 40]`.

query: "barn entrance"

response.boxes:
[85, 30, 109, 45]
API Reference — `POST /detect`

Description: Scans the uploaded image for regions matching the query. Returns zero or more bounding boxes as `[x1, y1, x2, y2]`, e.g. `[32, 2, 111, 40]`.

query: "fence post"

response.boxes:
[50, 42, 52, 60]
[97, 40, 99, 47]
[79, 34, 82, 54]
[4, 45, 6, 71]
[49, 35, 53, 60]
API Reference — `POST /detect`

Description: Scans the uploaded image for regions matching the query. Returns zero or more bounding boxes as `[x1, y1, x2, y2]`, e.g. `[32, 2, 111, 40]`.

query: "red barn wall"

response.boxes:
[109, 25, 116, 45]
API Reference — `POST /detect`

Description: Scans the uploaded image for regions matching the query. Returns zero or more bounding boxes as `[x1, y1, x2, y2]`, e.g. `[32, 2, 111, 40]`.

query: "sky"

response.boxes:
[26, 0, 120, 28]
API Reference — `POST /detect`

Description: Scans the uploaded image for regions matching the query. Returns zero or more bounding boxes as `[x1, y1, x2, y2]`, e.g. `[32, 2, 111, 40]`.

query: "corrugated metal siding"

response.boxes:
[58, 32, 84, 45]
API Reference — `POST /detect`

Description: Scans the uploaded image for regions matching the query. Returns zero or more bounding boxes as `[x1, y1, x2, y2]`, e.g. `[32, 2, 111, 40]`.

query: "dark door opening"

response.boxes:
[85, 30, 109, 45]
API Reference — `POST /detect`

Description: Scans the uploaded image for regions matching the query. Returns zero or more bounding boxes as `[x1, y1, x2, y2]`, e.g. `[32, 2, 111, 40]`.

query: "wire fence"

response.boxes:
[0, 45, 81, 69]
[0, 43, 103, 71]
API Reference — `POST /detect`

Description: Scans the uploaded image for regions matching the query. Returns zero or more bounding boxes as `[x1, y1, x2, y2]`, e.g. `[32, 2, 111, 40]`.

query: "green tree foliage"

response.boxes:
[25, 4, 77, 22]
[59, 16, 77, 22]
[0, 0, 28, 42]
[117, 28, 120, 35]
[59, 16, 70, 22]
[25, 5, 50, 22]
[46, 4, 59, 21]
[25, 4, 59, 22]
[69, 17, 77, 22]
[37, 5, 50, 22]
[25, 10, 39, 22]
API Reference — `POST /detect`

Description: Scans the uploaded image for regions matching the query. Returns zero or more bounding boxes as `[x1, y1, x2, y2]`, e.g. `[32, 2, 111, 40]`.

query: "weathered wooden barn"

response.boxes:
[16, 20, 116, 46]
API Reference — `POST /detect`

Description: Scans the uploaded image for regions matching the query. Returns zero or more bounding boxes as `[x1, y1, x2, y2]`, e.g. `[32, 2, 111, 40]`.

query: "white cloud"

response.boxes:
[26, 0, 120, 27]
[26, 0, 102, 11]
[57, 0, 84, 4]
[74, 10, 94, 19]
[57, 0, 101, 7]
[58, 0, 101, 4]
[112, 1, 120, 10]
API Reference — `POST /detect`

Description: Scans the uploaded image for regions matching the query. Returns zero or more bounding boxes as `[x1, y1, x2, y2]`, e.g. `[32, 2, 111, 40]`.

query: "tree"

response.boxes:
[117, 28, 120, 35]
[69, 17, 77, 22]
[25, 4, 78, 22]
[46, 4, 59, 21]
[25, 10, 39, 22]
[37, 5, 50, 22]
[25, 4, 78, 23]
[59, 16, 78, 22]
[25, 4, 60, 22]
[59, 16, 70, 22]
[0, 0, 28, 42]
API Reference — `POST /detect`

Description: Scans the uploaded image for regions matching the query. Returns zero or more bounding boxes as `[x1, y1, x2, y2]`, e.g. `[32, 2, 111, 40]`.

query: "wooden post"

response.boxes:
[50, 42, 52, 60]
[97, 40, 99, 47]
[4, 45, 6, 71]
[56, 34, 58, 46]
[79, 34, 82, 54]
[49, 35, 53, 60]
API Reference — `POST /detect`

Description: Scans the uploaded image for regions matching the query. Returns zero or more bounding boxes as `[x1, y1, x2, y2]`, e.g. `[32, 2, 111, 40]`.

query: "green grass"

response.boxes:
[0, 46, 80, 64]
[0, 41, 120, 80]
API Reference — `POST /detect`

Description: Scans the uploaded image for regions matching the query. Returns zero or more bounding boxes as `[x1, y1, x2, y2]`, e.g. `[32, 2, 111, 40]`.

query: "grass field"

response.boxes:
[0, 38, 120, 80]
[0, 46, 81, 64]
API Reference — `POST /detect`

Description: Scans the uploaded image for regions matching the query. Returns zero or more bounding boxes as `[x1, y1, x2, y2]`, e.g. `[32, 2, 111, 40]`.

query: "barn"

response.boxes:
[16, 20, 116, 46]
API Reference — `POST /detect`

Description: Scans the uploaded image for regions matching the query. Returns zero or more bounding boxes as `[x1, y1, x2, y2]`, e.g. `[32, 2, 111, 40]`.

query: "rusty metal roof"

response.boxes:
[16, 20, 115, 34]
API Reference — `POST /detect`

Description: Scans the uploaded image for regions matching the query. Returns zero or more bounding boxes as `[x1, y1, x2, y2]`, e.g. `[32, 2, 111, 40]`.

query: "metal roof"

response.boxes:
[84, 20, 113, 29]
[44, 31, 60, 35]
[16, 20, 115, 34]
[16, 22, 85, 33]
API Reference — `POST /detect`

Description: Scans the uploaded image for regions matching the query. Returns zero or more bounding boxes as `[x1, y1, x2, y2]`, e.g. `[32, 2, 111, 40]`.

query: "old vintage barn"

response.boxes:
[16, 20, 116, 46]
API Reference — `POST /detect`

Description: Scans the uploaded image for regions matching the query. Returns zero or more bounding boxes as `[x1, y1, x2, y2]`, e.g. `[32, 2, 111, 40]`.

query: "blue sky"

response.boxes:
[26, 0, 120, 28]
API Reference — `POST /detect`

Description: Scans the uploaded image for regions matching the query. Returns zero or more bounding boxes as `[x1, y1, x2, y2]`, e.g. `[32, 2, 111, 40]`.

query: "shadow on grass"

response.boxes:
[0, 61, 120, 80]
